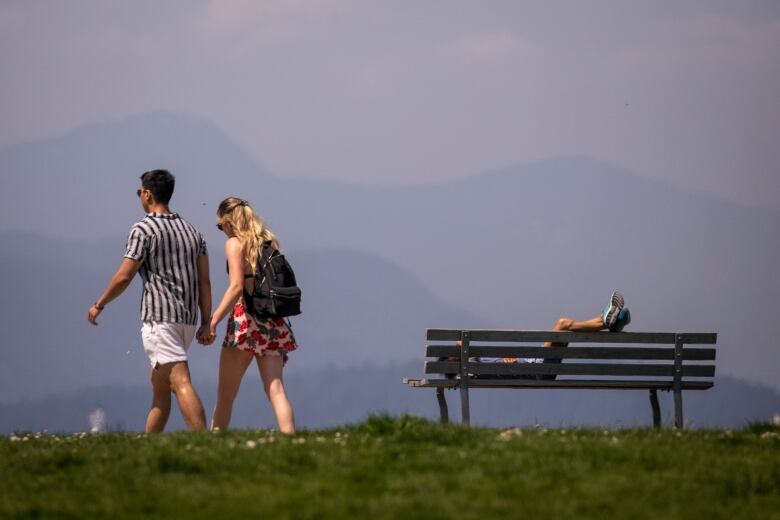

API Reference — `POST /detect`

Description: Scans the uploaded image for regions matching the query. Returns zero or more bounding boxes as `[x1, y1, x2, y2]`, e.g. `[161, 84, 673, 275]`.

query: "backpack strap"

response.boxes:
[257, 240, 278, 287]
[284, 317, 297, 344]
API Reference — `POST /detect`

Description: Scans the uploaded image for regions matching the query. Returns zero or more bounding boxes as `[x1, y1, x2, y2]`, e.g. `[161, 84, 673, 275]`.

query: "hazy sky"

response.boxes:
[2, 1, 779, 207]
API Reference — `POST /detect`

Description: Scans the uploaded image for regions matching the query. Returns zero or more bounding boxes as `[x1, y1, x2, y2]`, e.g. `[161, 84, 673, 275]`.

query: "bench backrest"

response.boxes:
[425, 329, 717, 385]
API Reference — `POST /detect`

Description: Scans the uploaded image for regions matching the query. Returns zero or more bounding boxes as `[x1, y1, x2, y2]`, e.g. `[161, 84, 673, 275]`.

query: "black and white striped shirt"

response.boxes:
[124, 212, 208, 325]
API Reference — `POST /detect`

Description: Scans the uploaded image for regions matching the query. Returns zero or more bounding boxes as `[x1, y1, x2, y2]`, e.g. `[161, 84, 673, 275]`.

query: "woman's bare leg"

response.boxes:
[212, 347, 254, 430]
[257, 355, 295, 434]
[545, 316, 605, 347]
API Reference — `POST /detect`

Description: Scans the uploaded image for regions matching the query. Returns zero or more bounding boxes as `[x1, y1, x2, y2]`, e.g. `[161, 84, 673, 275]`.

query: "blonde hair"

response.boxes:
[217, 197, 280, 273]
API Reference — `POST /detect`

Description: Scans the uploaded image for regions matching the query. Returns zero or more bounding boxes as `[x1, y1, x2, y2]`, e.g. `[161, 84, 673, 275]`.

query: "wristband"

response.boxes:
[94, 302, 105, 311]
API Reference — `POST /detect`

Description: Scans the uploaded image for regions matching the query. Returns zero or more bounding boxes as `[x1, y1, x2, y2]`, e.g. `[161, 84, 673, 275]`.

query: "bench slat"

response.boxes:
[426, 345, 717, 361]
[425, 361, 715, 378]
[403, 378, 714, 390]
[426, 329, 717, 344]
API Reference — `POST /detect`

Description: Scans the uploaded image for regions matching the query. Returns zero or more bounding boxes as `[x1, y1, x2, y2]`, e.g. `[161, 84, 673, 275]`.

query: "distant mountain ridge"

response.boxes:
[0, 111, 270, 240]
[0, 234, 487, 403]
[1, 364, 777, 433]
[1, 110, 778, 394]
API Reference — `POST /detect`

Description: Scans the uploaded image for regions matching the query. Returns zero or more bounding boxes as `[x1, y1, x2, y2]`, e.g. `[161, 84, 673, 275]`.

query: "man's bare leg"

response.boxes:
[545, 316, 605, 348]
[157, 361, 207, 431]
[146, 367, 172, 433]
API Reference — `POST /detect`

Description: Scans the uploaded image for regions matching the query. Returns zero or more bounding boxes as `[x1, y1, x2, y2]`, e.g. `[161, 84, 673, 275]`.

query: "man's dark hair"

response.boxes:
[140, 169, 175, 204]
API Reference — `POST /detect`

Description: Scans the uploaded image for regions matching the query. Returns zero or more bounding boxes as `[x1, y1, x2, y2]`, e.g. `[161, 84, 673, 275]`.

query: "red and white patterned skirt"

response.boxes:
[221, 298, 297, 360]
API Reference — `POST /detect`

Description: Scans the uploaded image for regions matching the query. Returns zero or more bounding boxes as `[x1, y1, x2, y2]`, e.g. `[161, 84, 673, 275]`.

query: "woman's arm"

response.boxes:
[209, 237, 245, 335]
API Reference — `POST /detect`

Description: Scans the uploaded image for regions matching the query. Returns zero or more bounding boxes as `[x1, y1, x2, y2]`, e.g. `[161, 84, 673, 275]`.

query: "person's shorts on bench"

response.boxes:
[475, 356, 562, 381]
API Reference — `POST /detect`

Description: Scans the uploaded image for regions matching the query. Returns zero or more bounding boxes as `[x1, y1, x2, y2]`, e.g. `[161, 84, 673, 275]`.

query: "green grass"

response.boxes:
[2, 416, 779, 519]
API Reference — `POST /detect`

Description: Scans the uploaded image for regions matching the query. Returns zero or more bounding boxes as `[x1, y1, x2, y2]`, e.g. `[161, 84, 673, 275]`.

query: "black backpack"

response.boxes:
[243, 241, 302, 320]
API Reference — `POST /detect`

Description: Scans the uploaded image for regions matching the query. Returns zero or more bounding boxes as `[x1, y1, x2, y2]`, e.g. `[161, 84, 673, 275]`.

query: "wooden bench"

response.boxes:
[403, 329, 718, 428]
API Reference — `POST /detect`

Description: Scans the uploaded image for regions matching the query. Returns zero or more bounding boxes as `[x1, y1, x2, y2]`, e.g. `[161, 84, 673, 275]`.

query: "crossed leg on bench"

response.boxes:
[545, 316, 606, 348]
[452, 315, 605, 354]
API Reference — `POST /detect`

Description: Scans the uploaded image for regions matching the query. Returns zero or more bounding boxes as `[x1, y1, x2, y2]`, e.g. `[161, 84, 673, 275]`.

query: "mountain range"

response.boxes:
[0, 111, 778, 430]
[1, 362, 777, 433]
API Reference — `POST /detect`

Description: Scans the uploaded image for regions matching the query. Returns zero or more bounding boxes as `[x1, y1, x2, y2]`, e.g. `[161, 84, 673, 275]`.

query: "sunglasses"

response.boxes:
[136, 188, 148, 198]
[216, 223, 224, 231]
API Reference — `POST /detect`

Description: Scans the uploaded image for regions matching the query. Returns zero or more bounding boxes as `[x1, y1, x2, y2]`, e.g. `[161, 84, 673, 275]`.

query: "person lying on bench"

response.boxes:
[451, 291, 632, 380]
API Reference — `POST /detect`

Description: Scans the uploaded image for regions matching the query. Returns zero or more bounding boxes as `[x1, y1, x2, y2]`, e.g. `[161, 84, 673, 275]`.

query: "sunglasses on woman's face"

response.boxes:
[216, 223, 224, 231]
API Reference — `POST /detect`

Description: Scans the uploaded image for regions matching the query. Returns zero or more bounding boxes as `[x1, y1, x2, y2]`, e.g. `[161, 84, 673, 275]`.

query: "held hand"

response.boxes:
[207, 321, 219, 345]
[196, 324, 214, 346]
[87, 304, 102, 326]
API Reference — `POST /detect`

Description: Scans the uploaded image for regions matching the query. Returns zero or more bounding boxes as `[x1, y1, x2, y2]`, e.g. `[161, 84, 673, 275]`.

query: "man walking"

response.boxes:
[87, 169, 211, 432]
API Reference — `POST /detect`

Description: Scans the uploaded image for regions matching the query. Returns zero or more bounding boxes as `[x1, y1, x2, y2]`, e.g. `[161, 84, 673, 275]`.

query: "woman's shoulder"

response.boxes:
[224, 236, 243, 253]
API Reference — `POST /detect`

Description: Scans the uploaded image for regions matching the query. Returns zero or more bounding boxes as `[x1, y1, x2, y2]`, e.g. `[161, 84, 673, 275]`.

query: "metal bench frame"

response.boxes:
[403, 329, 718, 428]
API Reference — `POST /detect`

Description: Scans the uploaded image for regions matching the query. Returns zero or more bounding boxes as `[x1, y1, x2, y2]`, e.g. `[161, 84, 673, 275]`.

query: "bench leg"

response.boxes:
[460, 386, 470, 426]
[673, 389, 683, 429]
[459, 331, 471, 426]
[649, 389, 661, 429]
[436, 387, 449, 424]
[672, 335, 684, 429]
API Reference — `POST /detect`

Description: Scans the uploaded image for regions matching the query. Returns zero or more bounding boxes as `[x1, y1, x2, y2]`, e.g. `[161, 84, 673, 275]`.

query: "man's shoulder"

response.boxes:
[175, 214, 196, 228]
[176, 216, 205, 237]
[129, 217, 156, 235]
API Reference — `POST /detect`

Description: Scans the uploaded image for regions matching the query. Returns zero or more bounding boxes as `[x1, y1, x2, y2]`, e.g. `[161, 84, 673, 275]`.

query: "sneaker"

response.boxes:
[609, 307, 631, 332]
[601, 291, 625, 328]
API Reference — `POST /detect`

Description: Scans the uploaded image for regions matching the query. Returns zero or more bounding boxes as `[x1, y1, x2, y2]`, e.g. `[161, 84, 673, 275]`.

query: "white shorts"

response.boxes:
[140, 321, 196, 368]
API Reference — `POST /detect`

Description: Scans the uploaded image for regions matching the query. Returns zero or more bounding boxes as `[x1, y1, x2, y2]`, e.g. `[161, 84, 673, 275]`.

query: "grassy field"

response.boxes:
[1, 416, 779, 519]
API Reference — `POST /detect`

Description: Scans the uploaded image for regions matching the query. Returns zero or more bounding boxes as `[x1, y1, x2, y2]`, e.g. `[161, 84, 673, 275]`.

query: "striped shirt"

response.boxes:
[124, 212, 208, 325]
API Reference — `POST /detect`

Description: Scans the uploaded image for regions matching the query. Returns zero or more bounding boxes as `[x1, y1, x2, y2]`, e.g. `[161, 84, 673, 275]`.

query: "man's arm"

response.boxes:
[87, 258, 141, 325]
[196, 255, 212, 343]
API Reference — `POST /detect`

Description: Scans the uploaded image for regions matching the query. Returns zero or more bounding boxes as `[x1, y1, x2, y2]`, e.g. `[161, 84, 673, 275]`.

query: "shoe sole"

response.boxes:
[603, 291, 625, 327]
[610, 308, 631, 332]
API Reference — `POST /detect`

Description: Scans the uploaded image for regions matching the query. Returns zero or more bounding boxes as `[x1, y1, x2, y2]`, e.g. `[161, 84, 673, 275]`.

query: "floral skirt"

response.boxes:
[222, 299, 297, 360]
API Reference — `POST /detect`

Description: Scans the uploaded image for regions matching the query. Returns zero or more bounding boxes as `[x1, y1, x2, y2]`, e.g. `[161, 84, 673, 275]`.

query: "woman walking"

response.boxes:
[204, 197, 297, 433]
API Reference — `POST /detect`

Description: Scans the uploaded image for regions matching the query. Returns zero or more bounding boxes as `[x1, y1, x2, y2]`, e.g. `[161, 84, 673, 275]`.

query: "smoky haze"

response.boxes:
[0, 3, 778, 430]
[1, 1, 779, 207]
[0, 112, 779, 433]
